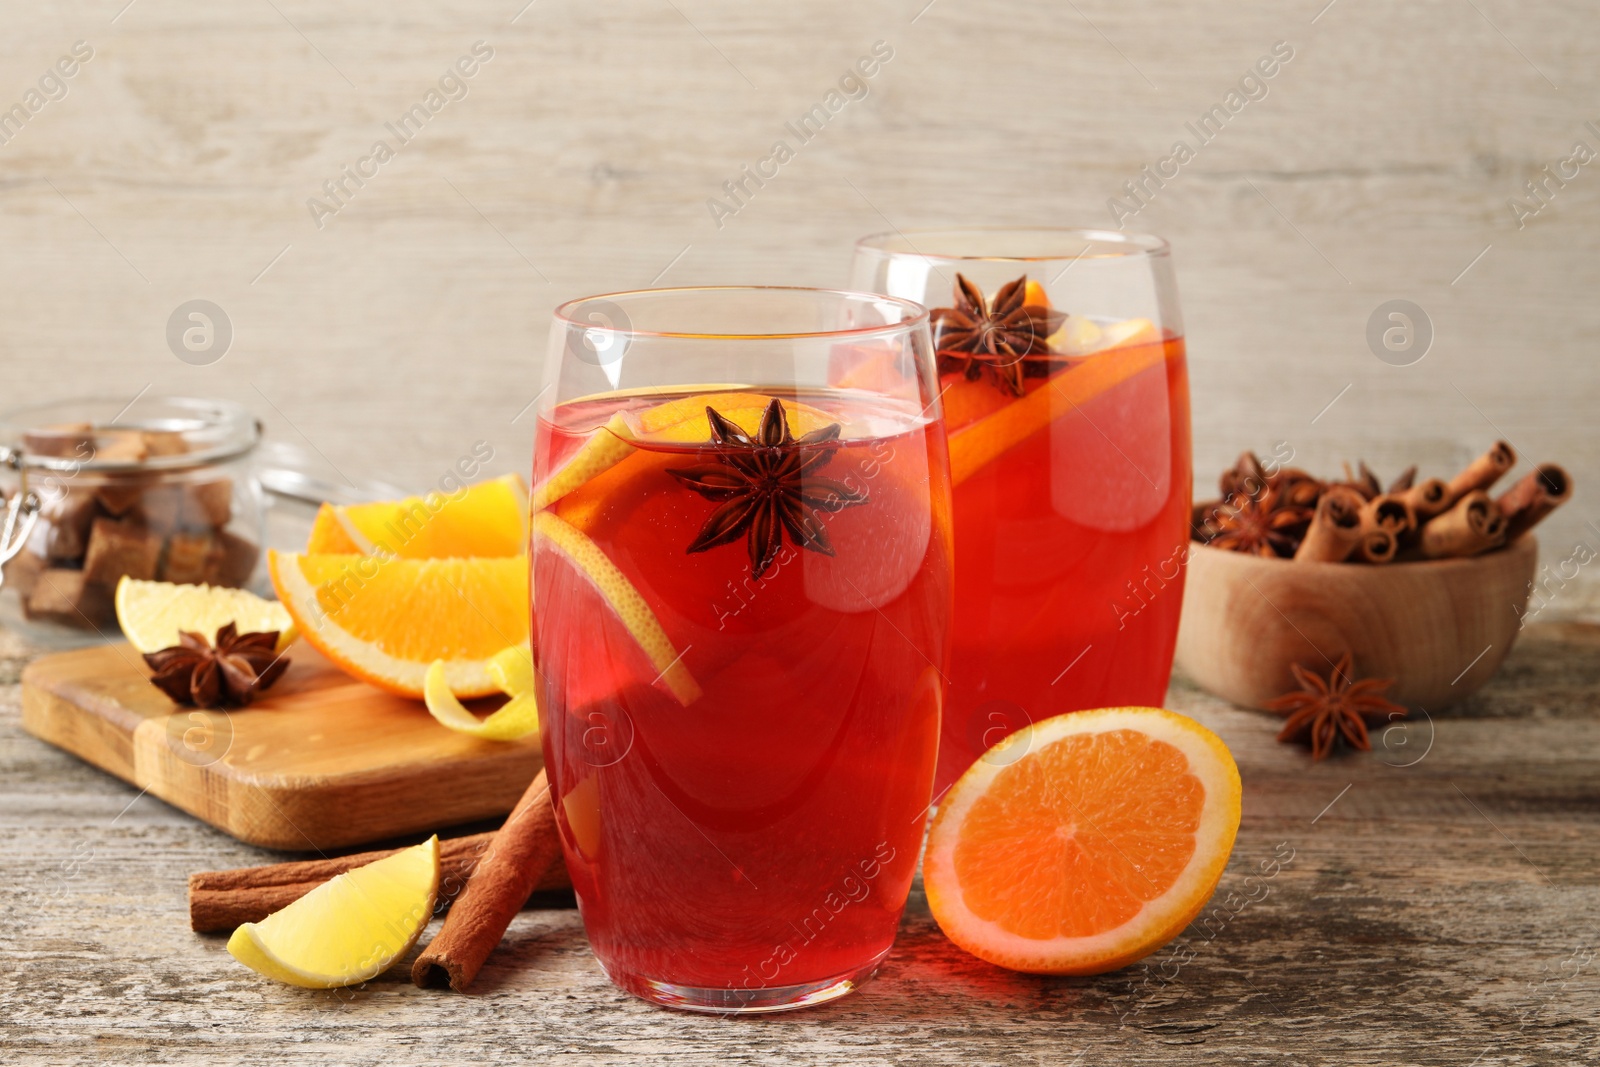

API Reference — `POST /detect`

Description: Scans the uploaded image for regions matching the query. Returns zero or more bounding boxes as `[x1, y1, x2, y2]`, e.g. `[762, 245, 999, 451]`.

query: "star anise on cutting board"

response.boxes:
[930, 273, 1067, 397]
[1266, 653, 1406, 761]
[667, 398, 868, 580]
[143, 623, 289, 708]
[1207, 488, 1312, 557]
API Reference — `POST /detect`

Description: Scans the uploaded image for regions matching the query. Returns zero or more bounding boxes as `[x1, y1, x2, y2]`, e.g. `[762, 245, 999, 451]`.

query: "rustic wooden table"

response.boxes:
[4, 618, 1596, 1066]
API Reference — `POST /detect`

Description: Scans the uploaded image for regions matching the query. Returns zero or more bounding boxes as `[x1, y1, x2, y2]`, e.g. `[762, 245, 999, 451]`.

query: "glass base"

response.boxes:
[601, 946, 891, 1014]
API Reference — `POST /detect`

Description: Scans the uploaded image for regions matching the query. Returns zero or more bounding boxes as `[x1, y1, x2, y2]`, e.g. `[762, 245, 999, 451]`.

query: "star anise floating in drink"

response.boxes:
[930, 273, 1067, 397]
[668, 399, 868, 580]
[1266, 653, 1406, 761]
[143, 623, 290, 708]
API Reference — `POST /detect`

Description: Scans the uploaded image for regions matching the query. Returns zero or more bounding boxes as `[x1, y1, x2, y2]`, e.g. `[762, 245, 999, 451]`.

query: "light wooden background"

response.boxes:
[2, 0, 1596, 606]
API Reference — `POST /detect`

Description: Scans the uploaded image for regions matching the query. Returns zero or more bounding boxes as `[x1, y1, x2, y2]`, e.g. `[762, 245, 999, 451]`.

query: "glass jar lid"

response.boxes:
[0, 395, 261, 473]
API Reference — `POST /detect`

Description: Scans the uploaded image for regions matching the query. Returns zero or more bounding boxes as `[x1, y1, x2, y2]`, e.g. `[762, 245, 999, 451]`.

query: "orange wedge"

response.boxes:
[924, 707, 1241, 975]
[946, 327, 1165, 486]
[267, 550, 530, 698]
[306, 474, 528, 558]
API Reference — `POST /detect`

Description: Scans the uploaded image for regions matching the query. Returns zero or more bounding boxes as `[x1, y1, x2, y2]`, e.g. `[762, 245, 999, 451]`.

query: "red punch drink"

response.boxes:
[937, 328, 1191, 789]
[851, 231, 1193, 793]
[532, 385, 950, 1011]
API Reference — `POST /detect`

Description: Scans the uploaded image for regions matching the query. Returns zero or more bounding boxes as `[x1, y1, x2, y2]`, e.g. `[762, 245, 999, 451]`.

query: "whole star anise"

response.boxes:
[666, 398, 868, 580]
[1266, 653, 1406, 760]
[929, 273, 1068, 396]
[1207, 487, 1312, 557]
[143, 623, 290, 708]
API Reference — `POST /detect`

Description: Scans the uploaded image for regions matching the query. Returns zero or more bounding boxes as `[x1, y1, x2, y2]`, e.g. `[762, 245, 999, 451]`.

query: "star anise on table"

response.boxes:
[1266, 653, 1407, 761]
[1206, 487, 1312, 557]
[929, 273, 1068, 397]
[666, 398, 868, 580]
[143, 623, 290, 708]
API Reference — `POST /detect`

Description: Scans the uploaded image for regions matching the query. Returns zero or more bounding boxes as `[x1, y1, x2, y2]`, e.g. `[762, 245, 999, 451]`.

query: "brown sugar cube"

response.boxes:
[37, 488, 98, 561]
[94, 476, 150, 518]
[136, 483, 186, 533]
[21, 422, 94, 459]
[82, 517, 161, 588]
[140, 430, 189, 457]
[25, 568, 114, 628]
[204, 529, 260, 588]
[182, 478, 234, 528]
[92, 430, 148, 464]
[2, 548, 47, 599]
[160, 530, 214, 584]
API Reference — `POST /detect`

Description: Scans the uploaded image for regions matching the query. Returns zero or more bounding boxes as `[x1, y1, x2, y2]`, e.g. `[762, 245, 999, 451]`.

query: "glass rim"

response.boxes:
[552, 285, 930, 341]
[854, 227, 1171, 263]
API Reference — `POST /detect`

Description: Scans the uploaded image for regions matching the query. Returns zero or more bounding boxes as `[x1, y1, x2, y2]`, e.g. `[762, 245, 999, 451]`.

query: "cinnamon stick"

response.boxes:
[413, 768, 563, 992]
[1397, 478, 1450, 521]
[1355, 527, 1397, 564]
[1361, 494, 1415, 536]
[1420, 490, 1506, 559]
[1295, 486, 1365, 562]
[1497, 464, 1571, 541]
[187, 831, 571, 934]
[1446, 441, 1515, 503]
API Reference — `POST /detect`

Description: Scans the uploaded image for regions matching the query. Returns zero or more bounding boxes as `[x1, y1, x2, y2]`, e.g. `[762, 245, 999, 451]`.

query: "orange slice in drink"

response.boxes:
[268, 550, 529, 699]
[531, 392, 834, 512]
[946, 321, 1163, 486]
[306, 474, 528, 558]
[532, 510, 700, 705]
[924, 706, 1241, 975]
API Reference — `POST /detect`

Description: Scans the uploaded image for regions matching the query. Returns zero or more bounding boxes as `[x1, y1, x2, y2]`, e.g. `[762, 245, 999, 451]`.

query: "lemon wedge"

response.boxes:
[115, 577, 296, 654]
[227, 836, 439, 988]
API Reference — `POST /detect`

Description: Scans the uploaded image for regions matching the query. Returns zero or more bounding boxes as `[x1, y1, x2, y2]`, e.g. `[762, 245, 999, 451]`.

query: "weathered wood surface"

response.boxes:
[4, 616, 1598, 1066]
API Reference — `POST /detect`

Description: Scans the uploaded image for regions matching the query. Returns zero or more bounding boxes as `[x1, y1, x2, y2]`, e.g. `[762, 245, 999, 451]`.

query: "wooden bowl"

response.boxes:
[1174, 535, 1536, 710]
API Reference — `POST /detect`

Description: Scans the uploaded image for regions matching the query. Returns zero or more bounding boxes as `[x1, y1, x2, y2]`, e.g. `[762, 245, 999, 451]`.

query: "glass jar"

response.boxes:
[0, 396, 264, 641]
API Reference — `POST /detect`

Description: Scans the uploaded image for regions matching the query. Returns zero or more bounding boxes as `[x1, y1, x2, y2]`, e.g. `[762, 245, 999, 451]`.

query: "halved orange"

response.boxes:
[924, 707, 1241, 975]
[267, 550, 529, 698]
[306, 474, 528, 558]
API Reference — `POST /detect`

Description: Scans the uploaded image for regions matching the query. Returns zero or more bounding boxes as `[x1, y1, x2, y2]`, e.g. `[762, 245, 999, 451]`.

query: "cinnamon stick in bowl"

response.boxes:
[1355, 526, 1398, 564]
[1295, 487, 1365, 562]
[1397, 478, 1450, 522]
[1361, 494, 1415, 536]
[1446, 441, 1515, 503]
[1421, 490, 1506, 559]
[1497, 464, 1571, 541]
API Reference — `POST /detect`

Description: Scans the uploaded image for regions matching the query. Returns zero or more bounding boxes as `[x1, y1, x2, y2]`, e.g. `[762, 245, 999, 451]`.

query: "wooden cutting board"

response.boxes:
[20, 641, 542, 851]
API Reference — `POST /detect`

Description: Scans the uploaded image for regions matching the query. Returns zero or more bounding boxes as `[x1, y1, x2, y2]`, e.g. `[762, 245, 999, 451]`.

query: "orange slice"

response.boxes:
[267, 550, 530, 699]
[946, 327, 1165, 486]
[532, 510, 700, 705]
[306, 474, 528, 558]
[531, 392, 833, 512]
[924, 707, 1241, 975]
